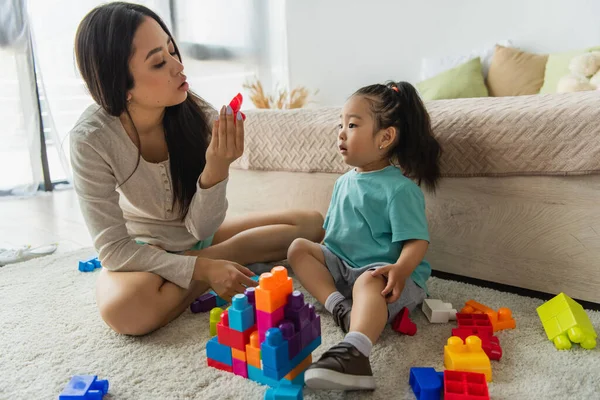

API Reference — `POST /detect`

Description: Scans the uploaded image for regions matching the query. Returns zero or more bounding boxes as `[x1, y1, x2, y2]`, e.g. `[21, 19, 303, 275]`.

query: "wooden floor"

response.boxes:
[0, 188, 92, 254]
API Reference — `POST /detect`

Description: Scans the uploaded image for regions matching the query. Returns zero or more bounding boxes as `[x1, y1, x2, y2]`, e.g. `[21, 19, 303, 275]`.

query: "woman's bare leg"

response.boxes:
[96, 209, 324, 336]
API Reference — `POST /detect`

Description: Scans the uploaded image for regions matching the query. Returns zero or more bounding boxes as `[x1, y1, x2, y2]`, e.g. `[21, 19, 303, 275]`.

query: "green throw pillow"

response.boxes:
[416, 57, 488, 101]
[539, 46, 600, 94]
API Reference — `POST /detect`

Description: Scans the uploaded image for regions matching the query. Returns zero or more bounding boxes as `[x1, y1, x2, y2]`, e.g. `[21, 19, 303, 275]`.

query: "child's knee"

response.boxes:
[353, 271, 385, 292]
[287, 238, 313, 264]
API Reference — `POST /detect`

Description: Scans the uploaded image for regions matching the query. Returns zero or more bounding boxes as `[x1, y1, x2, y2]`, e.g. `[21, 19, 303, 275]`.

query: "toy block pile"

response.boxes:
[536, 292, 597, 350]
[205, 266, 321, 395]
[410, 298, 516, 399]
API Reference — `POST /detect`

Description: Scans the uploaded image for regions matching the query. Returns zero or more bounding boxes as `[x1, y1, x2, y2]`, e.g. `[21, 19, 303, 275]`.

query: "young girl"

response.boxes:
[288, 81, 441, 390]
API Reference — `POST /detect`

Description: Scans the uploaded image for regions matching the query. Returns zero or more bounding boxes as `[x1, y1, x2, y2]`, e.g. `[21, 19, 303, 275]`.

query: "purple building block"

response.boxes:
[244, 287, 256, 307]
[279, 320, 302, 360]
[257, 306, 285, 342]
[190, 292, 217, 313]
[300, 304, 318, 348]
[285, 291, 311, 332]
[59, 375, 109, 400]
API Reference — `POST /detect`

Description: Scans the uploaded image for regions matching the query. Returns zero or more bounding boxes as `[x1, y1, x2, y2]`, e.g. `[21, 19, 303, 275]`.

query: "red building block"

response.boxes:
[444, 370, 490, 400]
[456, 313, 494, 337]
[452, 328, 503, 361]
[217, 310, 256, 351]
[207, 358, 233, 373]
[392, 307, 417, 336]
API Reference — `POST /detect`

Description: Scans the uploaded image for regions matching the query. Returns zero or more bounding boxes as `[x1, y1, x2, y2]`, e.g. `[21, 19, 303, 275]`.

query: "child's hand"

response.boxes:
[371, 264, 409, 303]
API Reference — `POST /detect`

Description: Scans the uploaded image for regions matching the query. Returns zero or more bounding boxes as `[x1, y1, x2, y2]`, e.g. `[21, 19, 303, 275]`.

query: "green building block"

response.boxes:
[536, 293, 597, 350]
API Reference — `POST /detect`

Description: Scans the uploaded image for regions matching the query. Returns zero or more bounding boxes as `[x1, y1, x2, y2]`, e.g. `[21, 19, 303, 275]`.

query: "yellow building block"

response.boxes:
[209, 307, 223, 337]
[536, 293, 597, 350]
[444, 336, 492, 382]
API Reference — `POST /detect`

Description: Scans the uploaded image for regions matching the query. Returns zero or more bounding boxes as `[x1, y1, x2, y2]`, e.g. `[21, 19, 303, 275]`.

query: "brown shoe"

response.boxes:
[332, 299, 352, 333]
[304, 342, 375, 390]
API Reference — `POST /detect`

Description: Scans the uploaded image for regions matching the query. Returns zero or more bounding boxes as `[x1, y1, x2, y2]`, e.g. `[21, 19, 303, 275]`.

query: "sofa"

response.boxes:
[228, 91, 600, 304]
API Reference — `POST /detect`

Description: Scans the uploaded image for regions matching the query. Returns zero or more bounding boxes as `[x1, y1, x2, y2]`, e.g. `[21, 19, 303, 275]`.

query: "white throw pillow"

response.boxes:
[420, 40, 512, 81]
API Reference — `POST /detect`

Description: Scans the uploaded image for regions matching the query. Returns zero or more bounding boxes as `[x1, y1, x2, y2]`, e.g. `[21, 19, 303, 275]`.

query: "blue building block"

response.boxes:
[59, 375, 109, 399]
[261, 328, 290, 378]
[208, 290, 228, 307]
[409, 367, 444, 400]
[247, 365, 305, 388]
[78, 257, 102, 272]
[260, 334, 321, 382]
[229, 294, 255, 332]
[206, 336, 232, 366]
[264, 384, 303, 400]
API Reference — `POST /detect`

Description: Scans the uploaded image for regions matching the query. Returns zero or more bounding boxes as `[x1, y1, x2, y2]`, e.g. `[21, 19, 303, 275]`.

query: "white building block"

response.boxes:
[422, 299, 457, 323]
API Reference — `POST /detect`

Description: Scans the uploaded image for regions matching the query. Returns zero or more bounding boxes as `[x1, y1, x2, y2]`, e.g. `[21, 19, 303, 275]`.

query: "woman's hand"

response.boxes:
[195, 258, 257, 302]
[200, 105, 244, 189]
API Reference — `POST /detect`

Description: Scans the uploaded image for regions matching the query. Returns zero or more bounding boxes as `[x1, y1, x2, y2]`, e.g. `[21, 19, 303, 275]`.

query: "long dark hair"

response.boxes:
[353, 81, 441, 192]
[74, 2, 211, 219]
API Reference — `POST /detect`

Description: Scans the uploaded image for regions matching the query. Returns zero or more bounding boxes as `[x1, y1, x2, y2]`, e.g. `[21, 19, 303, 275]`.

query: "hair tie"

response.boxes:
[391, 86, 399, 92]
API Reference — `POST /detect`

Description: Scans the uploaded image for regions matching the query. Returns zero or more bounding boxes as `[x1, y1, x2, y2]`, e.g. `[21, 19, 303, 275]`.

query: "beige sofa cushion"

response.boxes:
[486, 45, 548, 96]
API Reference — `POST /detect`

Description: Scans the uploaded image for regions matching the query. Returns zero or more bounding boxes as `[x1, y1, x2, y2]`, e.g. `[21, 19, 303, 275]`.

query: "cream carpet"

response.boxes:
[1, 248, 599, 400]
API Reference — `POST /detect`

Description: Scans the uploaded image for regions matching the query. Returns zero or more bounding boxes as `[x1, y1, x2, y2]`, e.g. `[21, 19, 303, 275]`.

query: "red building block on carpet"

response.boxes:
[208, 358, 233, 373]
[456, 313, 494, 337]
[392, 307, 417, 336]
[217, 310, 256, 351]
[444, 370, 490, 399]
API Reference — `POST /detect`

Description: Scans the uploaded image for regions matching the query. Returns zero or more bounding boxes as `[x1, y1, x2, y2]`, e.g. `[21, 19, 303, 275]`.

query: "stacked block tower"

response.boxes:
[206, 266, 321, 389]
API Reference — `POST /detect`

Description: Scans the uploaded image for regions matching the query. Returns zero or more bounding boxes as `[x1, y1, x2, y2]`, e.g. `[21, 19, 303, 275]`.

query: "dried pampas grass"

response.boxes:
[243, 78, 318, 109]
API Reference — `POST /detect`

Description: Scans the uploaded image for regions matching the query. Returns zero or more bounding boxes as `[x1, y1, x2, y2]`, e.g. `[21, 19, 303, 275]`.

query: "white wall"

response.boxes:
[285, 0, 600, 107]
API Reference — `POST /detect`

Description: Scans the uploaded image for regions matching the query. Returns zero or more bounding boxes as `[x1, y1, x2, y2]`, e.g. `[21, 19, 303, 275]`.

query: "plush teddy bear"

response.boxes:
[557, 52, 600, 92]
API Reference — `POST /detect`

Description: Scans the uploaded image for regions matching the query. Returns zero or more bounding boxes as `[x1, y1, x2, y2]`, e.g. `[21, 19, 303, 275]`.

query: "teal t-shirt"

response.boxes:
[323, 165, 431, 290]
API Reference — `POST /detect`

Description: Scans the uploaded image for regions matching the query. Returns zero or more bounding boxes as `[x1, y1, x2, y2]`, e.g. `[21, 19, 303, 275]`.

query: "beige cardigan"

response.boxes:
[70, 104, 227, 289]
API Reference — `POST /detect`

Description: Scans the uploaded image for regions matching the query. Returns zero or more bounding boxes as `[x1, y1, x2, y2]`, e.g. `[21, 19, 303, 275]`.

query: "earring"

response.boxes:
[379, 145, 383, 150]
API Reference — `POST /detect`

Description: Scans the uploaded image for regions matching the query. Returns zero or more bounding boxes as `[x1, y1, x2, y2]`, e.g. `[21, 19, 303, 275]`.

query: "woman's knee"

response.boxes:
[96, 270, 165, 336]
[294, 210, 324, 241]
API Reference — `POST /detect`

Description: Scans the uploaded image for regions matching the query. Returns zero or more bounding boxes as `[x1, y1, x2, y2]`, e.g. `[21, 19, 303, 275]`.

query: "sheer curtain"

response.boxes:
[1, 0, 288, 195]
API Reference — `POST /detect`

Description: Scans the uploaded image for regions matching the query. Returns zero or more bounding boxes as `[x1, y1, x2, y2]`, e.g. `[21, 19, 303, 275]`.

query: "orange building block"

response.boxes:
[255, 266, 294, 313]
[444, 336, 492, 382]
[232, 348, 246, 362]
[246, 331, 262, 369]
[284, 354, 312, 381]
[461, 300, 515, 332]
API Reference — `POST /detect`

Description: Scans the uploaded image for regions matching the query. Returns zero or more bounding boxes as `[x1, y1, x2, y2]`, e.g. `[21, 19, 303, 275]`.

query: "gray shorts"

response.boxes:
[320, 245, 426, 323]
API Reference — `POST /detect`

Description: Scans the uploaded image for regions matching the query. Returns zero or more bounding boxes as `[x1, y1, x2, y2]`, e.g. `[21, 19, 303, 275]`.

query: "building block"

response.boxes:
[245, 287, 257, 308]
[536, 292, 597, 350]
[264, 384, 303, 400]
[421, 298, 457, 323]
[262, 328, 290, 379]
[208, 358, 233, 373]
[207, 290, 228, 307]
[284, 354, 312, 381]
[452, 328, 502, 361]
[246, 330, 262, 369]
[78, 257, 102, 272]
[247, 365, 305, 388]
[217, 310, 256, 351]
[444, 370, 489, 400]
[209, 307, 223, 336]
[392, 307, 417, 335]
[455, 313, 494, 338]
[285, 291, 311, 332]
[301, 305, 319, 349]
[461, 300, 515, 332]
[256, 266, 294, 313]
[278, 320, 301, 360]
[444, 336, 492, 382]
[191, 292, 217, 314]
[206, 336, 232, 366]
[232, 348, 246, 362]
[229, 93, 247, 125]
[408, 367, 444, 400]
[257, 306, 285, 343]
[59, 375, 109, 400]
[233, 358, 249, 378]
[229, 294, 256, 332]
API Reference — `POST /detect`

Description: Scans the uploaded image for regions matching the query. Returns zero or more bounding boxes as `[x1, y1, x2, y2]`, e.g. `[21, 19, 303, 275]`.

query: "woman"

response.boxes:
[71, 2, 323, 336]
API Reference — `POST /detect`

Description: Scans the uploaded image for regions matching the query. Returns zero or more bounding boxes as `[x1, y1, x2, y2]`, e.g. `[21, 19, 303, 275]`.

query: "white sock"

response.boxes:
[324, 291, 345, 314]
[343, 331, 373, 357]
